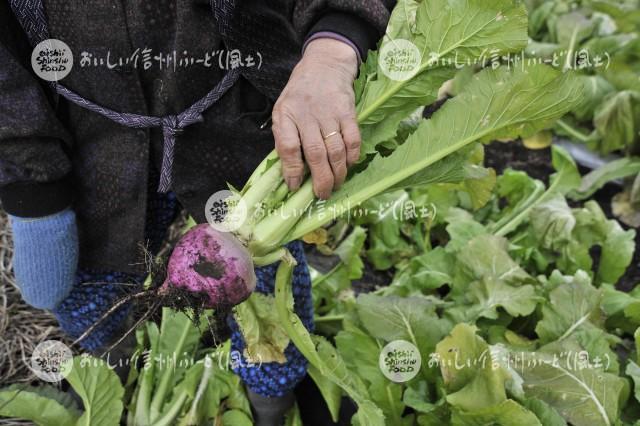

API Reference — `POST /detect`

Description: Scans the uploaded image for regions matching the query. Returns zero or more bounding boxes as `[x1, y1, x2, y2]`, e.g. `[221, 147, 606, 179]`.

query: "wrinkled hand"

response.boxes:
[272, 38, 361, 200]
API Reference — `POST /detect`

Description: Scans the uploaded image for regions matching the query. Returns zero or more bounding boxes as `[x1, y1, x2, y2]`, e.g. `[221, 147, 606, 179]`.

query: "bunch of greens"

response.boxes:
[0, 309, 257, 426]
[235, 0, 582, 259]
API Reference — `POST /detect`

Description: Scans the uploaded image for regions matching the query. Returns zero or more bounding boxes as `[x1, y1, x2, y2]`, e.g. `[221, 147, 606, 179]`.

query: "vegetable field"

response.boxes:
[2, 0, 640, 425]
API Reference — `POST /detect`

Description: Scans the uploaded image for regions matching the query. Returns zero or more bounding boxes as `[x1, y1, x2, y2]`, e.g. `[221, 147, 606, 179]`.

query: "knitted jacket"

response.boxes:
[0, 0, 394, 273]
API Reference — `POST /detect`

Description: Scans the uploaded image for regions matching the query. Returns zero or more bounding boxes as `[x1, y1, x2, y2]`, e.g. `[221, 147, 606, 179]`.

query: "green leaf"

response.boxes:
[588, 0, 640, 33]
[572, 201, 636, 284]
[626, 360, 640, 404]
[492, 146, 581, 237]
[461, 165, 498, 210]
[389, 247, 455, 296]
[274, 253, 385, 426]
[466, 276, 540, 320]
[149, 308, 204, 422]
[571, 157, 640, 201]
[456, 235, 532, 287]
[535, 270, 604, 343]
[530, 195, 576, 251]
[403, 381, 438, 414]
[290, 64, 584, 241]
[134, 322, 160, 425]
[307, 365, 342, 423]
[593, 90, 640, 155]
[221, 409, 253, 426]
[515, 348, 628, 426]
[65, 356, 125, 426]
[548, 144, 583, 195]
[572, 76, 615, 121]
[529, 1, 556, 37]
[333, 225, 367, 279]
[445, 211, 488, 253]
[435, 324, 510, 411]
[494, 169, 544, 218]
[234, 292, 290, 363]
[521, 397, 568, 426]
[336, 322, 406, 423]
[554, 11, 599, 47]
[0, 385, 81, 426]
[312, 225, 367, 315]
[174, 357, 216, 426]
[356, 294, 447, 368]
[450, 399, 542, 426]
[356, 0, 528, 154]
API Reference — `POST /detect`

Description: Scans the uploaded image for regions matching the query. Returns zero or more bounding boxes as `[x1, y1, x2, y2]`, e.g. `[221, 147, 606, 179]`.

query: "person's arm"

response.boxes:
[0, 3, 74, 216]
[296, 0, 396, 62]
[0, 3, 78, 311]
[272, 0, 396, 199]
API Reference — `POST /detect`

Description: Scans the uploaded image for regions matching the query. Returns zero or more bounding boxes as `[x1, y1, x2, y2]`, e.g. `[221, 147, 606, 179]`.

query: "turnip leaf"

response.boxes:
[234, 293, 290, 363]
[274, 253, 385, 425]
[0, 385, 81, 426]
[357, 0, 529, 153]
[288, 64, 584, 242]
[65, 356, 125, 426]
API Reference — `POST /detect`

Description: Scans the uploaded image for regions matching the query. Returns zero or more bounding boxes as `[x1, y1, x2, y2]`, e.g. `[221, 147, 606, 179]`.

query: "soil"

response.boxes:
[484, 140, 554, 183]
[303, 245, 393, 294]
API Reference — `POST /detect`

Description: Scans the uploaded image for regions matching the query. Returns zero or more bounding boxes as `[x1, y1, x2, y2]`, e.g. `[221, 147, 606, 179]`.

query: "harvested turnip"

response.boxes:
[160, 224, 256, 308]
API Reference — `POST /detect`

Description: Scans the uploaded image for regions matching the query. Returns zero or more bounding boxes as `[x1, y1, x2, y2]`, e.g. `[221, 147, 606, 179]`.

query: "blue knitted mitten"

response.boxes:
[9, 208, 78, 310]
[228, 240, 313, 397]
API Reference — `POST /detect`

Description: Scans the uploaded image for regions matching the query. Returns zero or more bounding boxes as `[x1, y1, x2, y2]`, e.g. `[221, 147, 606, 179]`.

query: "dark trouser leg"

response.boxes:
[228, 240, 314, 425]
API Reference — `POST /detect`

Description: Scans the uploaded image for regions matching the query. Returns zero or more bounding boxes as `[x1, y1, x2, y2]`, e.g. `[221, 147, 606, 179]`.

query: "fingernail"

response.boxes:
[288, 177, 302, 190]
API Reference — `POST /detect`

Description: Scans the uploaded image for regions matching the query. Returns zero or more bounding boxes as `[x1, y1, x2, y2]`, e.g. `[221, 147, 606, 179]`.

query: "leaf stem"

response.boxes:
[314, 314, 346, 323]
[556, 119, 590, 143]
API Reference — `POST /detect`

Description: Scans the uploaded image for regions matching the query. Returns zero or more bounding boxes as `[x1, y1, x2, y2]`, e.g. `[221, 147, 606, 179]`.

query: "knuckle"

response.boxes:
[345, 137, 361, 151]
[271, 103, 285, 120]
[273, 102, 296, 121]
[278, 143, 299, 158]
[304, 143, 325, 164]
[327, 143, 345, 163]
[282, 164, 304, 177]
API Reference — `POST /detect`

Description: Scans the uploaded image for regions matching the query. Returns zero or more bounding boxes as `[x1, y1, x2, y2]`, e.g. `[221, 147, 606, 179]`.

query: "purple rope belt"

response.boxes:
[53, 70, 240, 192]
[9, 0, 239, 193]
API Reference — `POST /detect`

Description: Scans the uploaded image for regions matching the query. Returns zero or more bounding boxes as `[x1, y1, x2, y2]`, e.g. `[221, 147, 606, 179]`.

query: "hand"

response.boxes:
[272, 38, 361, 199]
[10, 208, 78, 310]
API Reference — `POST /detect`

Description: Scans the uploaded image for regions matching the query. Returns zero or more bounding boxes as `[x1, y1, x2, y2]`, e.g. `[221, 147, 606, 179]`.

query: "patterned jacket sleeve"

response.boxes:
[0, 2, 74, 217]
[293, 0, 396, 60]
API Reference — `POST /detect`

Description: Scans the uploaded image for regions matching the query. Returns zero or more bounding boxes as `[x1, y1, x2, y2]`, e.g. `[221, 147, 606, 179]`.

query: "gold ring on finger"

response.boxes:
[322, 130, 340, 141]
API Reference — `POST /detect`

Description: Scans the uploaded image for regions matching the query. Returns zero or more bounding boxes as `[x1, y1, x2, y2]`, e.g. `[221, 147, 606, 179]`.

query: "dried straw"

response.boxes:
[0, 212, 72, 389]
